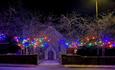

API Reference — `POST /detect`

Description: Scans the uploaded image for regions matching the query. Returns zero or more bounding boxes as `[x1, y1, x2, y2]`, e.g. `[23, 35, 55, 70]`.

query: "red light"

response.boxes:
[87, 38, 89, 41]
[44, 36, 48, 40]
[92, 36, 95, 39]
[109, 44, 112, 48]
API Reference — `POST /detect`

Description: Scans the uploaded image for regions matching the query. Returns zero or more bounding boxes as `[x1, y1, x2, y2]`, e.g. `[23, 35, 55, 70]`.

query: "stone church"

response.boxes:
[38, 26, 67, 60]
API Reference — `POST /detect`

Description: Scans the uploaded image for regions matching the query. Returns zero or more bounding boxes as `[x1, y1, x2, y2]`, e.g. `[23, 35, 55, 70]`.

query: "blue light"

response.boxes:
[59, 39, 70, 48]
[18, 37, 23, 42]
[65, 42, 69, 46]
[23, 42, 30, 48]
[44, 42, 49, 47]
[60, 39, 66, 44]
[102, 38, 110, 43]
[113, 44, 115, 47]
[0, 34, 7, 41]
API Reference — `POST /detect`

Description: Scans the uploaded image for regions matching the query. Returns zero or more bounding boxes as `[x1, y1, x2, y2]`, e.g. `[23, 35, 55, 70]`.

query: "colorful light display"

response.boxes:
[14, 35, 50, 49]
[13, 35, 115, 49]
[0, 32, 114, 51]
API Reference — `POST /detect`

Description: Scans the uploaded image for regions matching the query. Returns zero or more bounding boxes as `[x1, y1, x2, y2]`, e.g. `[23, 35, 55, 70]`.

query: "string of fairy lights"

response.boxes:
[14, 35, 115, 49]
[0, 33, 115, 49]
[14, 35, 50, 49]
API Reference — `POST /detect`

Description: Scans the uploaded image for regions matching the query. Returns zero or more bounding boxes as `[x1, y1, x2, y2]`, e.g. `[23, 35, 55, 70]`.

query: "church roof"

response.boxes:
[39, 26, 65, 44]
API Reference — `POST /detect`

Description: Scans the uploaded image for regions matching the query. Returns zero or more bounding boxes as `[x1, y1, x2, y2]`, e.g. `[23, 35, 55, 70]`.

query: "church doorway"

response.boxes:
[48, 50, 54, 60]
[44, 46, 56, 60]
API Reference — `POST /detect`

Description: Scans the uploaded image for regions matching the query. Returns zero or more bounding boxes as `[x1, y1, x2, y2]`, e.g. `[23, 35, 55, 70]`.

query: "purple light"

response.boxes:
[113, 43, 115, 47]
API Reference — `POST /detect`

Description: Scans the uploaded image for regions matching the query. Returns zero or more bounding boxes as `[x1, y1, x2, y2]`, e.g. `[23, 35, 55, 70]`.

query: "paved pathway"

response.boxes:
[0, 65, 115, 70]
[39, 60, 60, 65]
[0, 60, 115, 70]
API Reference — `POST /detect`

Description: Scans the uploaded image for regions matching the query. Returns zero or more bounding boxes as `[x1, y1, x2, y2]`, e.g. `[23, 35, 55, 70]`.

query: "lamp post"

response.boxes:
[96, 0, 99, 18]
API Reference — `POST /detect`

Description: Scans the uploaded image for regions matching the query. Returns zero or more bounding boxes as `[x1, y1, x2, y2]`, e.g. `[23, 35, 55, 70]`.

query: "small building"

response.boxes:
[39, 26, 67, 60]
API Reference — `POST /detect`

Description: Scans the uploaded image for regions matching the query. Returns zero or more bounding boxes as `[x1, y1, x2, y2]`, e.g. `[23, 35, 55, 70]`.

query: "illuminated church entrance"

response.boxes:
[40, 46, 60, 65]
[48, 50, 54, 60]
[44, 45, 57, 60]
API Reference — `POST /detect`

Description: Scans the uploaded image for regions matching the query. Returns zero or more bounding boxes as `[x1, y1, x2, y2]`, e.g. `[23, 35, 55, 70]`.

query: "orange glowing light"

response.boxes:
[92, 36, 95, 39]
[109, 44, 112, 48]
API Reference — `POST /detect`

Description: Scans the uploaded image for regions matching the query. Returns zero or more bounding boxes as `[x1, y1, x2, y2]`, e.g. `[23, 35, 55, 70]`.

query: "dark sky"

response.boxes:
[0, 0, 115, 16]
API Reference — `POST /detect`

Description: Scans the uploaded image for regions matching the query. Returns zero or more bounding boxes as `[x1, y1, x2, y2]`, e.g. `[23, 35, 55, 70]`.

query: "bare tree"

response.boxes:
[59, 13, 91, 40]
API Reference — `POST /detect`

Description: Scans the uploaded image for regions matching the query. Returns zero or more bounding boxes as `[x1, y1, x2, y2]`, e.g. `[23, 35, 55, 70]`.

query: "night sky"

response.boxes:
[0, 0, 115, 16]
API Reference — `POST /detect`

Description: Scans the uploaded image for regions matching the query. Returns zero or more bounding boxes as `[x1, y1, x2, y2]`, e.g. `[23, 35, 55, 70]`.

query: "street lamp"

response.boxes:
[95, 0, 110, 18]
[88, 0, 110, 18]
[96, 0, 99, 18]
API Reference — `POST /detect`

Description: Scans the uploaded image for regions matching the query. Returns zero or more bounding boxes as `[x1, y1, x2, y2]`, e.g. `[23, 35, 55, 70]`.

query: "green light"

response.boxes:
[88, 43, 94, 47]
[99, 41, 102, 43]
[41, 44, 44, 47]
[89, 43, 92, 46]
[81, 42, 83, 45]
[39, 38, 43, 43]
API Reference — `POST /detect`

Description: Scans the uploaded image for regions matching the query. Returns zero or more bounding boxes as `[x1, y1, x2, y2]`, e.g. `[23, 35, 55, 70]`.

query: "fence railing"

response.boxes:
[61, 54, 115, 65]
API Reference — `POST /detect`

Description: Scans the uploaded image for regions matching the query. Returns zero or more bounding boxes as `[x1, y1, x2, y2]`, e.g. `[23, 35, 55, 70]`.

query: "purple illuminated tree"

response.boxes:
[58, 13, 91, 40]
